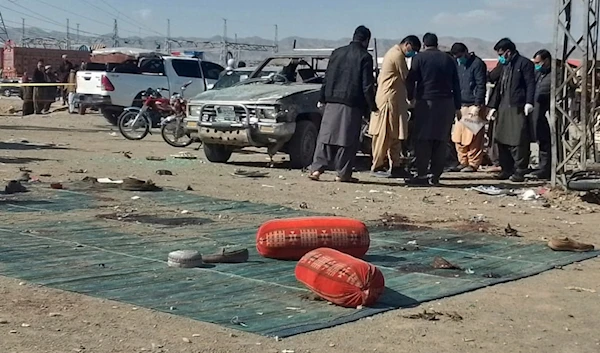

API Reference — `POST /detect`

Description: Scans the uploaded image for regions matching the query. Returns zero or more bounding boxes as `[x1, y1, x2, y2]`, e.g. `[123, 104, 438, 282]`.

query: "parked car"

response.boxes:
[76, 48, 224, 125]
[187, 53, 373, 168]
[1, 79, 21, 97]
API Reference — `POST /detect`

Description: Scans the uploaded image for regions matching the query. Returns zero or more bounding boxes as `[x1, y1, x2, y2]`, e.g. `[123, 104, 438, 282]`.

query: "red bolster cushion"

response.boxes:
[256, 216, 370, 260]
[295, 248, 385, 308]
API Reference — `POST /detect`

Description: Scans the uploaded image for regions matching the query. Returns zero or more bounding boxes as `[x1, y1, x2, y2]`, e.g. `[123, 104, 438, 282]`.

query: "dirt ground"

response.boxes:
[1, 97, 599, 353]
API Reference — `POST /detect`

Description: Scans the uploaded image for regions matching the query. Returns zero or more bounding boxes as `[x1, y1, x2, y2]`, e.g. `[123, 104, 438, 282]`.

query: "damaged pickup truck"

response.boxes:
[186, 53, 372, 168]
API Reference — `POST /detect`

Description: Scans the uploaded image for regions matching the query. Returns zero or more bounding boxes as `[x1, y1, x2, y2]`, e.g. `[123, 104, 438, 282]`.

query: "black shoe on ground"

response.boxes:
[529, 170, 550, 180]
[446, 164, 466, 172]
[509, 174, 525, 183]
[405, 177, 430, 186]
[496, 172, 512, 180]
[390, 167, 412, 178]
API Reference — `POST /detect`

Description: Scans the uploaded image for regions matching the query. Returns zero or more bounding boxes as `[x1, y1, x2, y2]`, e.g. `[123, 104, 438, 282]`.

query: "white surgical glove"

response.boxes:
[524, 103, 534, 115]
[317, 102, 324, 109]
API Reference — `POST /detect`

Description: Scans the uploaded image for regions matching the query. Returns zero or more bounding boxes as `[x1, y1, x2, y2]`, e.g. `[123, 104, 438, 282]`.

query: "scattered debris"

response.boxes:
[167, 250, 203, 268]
[299, 293, 325, 302]
[40, 173, 52, 177]
[21, 323, 30, 327]
[4, 180, 27, 194]
[230, 316, 247, 327]
[548, 238, 595, 252]
[186, 185, 194, 191]
[463, 338, 475, 343]
[156, 169, 173, 176]
[131, 196, 141, 200]
[146, 156, 166, 161]
[0, 318, 8, 324]
[120, 178, 162, 192]
[299, 202, 308, 209]
[48, 312, 62, 317]
[50, 182, 64, 190]
[16, 172, 30, 182]
[69, 169, 87, 174]
[522, 189, 540, 201]
[122, 151, 132, 159]
[404, 310, 463, 322]
[203, 248, 249, 264]
[171, 151, 197, 159]
[97, 178, 123, 184]
[464, 268, 475, 275]
[470, 214, 486, 223]
[469, 185, 515, 196]
[182, 337, 191, 343]
[232, 169, 269, 178]
[483, 272, 502, 279]
[565, 286, 597, 293]
[432, 257, 462, 270]
[504, 224, 521, 237]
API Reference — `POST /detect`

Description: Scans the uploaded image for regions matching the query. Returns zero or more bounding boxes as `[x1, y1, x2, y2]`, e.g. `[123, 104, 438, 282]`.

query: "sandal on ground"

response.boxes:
[308, 171, 321, 181]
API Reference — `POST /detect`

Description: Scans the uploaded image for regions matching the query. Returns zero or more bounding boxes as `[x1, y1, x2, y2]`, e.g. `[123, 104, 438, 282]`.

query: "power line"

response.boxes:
[31, 0, 114, 30]
[80, 0, 164, 37]
[1, 3, 105, 37]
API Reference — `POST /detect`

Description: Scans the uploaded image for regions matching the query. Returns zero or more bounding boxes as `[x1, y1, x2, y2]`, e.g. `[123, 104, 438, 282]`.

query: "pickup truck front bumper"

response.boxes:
[198, 121, 295, 146]
[196, 103, 295, 146]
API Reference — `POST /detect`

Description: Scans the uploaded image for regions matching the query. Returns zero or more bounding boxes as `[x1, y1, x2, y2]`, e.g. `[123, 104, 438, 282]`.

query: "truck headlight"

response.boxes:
[257, 106, 282, 121]
[188, 104, 203, 117]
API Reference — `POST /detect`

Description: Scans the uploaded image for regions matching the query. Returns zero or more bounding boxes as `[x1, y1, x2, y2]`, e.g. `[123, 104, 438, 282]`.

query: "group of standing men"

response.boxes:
[21, 55, 78, 116]
[309, 26, 552, 185]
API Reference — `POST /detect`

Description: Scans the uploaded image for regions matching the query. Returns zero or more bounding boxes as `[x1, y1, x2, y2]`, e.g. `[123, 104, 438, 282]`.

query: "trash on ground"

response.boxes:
[69, 169, 87, 174]
[171, 151, 197, 159]
[156, 169, 173, 176]
[469, 185, 516, 196]
[231, 169, 269, 178]
[4, 180, 28, 194]
[465, 268, 475, 275]
[146, 156, 166, 161]
[50, 182, 64, 190]
[522, 189, 540, 201]
[504, 223, 521, 237]
[403, 310, 463, 322]
[203, 248, 249, 264]
[432, 256, 462, 270]
[97, 178, 123, 184]
[167, 250, 203, 268]
[471, 214, 486, 223]
[565, 286, 597, 293]
[230, 316, 248, 327]
[120, 178, 162, 192]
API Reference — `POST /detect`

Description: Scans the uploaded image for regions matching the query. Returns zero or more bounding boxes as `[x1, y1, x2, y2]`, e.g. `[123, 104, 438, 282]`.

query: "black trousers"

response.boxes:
[537, 140, 551, 175]
[310, 142, 357, 179]
[415, 139, 447, 180]
[498, 143, 530, 176]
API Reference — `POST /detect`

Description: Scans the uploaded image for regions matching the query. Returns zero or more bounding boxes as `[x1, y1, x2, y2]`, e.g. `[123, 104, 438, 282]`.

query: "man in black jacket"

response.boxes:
[309, 25, 377, 183]
[488, 38, 536, 182]
[528, 49, 552, 180]
[449, 43, 488, 172]
[406, 33, 462, 186]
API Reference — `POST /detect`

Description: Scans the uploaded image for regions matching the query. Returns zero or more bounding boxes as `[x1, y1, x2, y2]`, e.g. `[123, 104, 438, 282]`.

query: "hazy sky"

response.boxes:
[0, 0, 556, 42]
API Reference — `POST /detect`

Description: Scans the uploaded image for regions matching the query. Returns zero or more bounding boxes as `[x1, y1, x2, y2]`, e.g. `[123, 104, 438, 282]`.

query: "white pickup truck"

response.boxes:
[76, 51, 224, 125]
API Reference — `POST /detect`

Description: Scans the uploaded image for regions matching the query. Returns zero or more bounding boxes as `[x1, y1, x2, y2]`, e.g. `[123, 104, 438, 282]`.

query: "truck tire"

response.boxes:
[288, 120, 318, 169]
[101, 109, 121, 126]
[203, 143, 233, 163]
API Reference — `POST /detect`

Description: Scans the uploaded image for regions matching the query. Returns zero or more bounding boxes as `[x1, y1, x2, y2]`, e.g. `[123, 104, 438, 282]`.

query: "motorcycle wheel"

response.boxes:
[118, 111, 151, 140]
[161, 119, 193, 147]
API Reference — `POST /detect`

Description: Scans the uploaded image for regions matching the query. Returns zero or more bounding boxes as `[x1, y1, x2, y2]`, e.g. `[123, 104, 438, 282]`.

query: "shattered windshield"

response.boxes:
[244, 57, 326, 85]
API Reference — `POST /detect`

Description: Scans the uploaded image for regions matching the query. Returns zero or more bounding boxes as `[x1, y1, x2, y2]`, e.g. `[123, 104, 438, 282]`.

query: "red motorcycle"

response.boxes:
[160, 82, 194, 147]
[117, 86, 175, 140]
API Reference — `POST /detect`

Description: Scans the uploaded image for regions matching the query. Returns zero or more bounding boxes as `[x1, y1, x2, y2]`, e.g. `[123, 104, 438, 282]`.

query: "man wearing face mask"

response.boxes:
[527, 49, 552, 180]
[488, 38, 535, 183]
[449, 43, 488, 172]
[405, 33, 462, 186]
[369, 35, 421, 178]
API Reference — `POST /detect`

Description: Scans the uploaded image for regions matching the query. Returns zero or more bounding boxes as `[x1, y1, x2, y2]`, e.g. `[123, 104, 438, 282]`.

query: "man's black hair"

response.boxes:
[450, 42, 469, 55]
[494, 38, 516, 52]
[534, 49, 552, 61]
[38, 59, 44, 63]
[353, 25, 371, 43]
[401, 35, 422, 52]
[422, 33, 438, 47]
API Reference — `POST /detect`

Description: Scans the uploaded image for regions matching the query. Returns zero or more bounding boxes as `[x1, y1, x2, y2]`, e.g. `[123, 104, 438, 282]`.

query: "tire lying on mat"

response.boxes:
[295, 248, 385, 308]
[256, 216, 370, 260]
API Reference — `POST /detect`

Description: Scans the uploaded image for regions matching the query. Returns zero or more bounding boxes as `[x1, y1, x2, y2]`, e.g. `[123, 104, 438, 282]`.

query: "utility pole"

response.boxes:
[0, 11, 9, 44]
[76, 23, 80, 44]
[221, 18, 228, 65]
[112, 19, 119, 47]
[66, 18, 70, 50]
[274, 24, 278, 53]
[21, 18, 25, 46]
[166, 18, 171, 53]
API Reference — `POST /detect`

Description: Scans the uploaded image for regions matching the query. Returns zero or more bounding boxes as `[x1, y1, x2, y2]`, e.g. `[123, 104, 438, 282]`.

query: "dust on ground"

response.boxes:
[1, 98, 599, 353]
